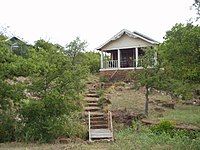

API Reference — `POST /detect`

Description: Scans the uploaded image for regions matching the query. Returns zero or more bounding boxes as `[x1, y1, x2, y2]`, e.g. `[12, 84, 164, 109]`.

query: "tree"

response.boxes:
[193, 0, 200, 20]
[82, 52, 100, 73]
[19, 40, 88, 142]
[160, 23, 200, 100]
[131, 47, 161, 116]
[65, 37, 87, 65]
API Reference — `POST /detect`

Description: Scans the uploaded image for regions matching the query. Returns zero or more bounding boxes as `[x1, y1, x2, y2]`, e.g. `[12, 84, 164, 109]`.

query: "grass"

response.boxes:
[1, 81, 200, 149]
[1, 126, 200, 150]
[108, 82, 200, 127]
[157, 105, 200, 127]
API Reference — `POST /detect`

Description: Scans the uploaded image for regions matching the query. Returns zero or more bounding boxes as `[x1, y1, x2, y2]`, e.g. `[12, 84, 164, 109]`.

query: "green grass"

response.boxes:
[158, 105, 200, 127]
[1, 127, 200, 150]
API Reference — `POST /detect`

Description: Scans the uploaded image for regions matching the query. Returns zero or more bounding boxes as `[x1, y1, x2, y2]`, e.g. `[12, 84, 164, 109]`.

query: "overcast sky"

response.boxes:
[0, 0, 198, 50]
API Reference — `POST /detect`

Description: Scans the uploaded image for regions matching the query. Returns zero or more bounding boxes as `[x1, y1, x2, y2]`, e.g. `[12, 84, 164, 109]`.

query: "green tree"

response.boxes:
[193, 0, 200, 20]
[160, 23, 200, 99]
[65, 37, 87, 65]
[131, 47, 161, 116]
[19, 40, 88, 142]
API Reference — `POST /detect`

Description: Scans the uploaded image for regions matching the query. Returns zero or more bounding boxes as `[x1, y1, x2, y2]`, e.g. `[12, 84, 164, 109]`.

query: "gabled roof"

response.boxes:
[5, 36, 27, 44]
[96, 29, 159, 50]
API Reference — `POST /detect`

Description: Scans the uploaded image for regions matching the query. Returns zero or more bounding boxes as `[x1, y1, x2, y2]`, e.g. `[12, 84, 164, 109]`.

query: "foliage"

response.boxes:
[82, 52, 100, 73]
[151, 120, 174, 135]
[193, 0, 200, 20]
[0, 36, 89, 143]
[99, 76, 109, 83]
[19, 98, 87, 142]
[110, 127, 200, 150]
[64, 37, 87, 65]
[130, 47, 161, 116]
[157, 105, 200, 127]
[160, 23, 200, 100]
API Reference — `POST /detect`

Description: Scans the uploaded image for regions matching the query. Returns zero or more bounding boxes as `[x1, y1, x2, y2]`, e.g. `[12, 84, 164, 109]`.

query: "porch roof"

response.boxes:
[96, 29, 159, 51]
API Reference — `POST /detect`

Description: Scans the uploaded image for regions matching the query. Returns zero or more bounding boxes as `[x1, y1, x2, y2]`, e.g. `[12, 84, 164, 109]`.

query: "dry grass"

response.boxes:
[107, 85, 171, 113]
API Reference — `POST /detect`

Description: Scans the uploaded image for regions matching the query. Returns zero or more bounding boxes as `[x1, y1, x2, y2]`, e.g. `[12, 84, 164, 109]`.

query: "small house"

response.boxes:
[96, 29, 159, 79]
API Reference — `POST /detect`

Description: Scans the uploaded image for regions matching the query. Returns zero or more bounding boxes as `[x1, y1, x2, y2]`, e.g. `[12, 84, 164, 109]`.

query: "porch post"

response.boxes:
[101, 50, 103, 69]
[118, 49, 120, 68]
[135, 47, 138, 68]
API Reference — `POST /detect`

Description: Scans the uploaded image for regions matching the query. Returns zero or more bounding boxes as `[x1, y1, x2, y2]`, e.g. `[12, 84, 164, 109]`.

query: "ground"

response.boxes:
[1, 80, 200, 150]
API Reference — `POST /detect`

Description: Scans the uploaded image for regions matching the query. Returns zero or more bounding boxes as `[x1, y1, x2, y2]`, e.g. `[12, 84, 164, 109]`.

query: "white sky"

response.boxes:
[0, 0, 198, 50]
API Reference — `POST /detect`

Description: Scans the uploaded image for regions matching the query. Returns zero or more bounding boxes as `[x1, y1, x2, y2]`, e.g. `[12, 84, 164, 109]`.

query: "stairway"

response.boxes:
[84, 83, 114, 142]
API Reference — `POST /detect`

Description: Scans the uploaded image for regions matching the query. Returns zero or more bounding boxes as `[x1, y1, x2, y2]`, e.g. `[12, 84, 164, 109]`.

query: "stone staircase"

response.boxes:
[84, 83, 113, 141]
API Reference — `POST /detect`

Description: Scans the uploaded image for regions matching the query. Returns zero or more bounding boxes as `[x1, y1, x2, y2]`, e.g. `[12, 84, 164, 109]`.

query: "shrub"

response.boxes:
[19, 98, 87, 143]
[0, 112, 16, 142]
[151, 120, 174, 135]
[99, 76, 109, 83]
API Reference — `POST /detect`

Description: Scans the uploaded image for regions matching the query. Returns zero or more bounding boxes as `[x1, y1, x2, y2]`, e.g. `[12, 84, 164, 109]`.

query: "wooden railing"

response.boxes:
[103, 59, 143, 69]
[103, 60, 118, 68]
[108, 111, 114, 141]
[88, 111, 91, 142]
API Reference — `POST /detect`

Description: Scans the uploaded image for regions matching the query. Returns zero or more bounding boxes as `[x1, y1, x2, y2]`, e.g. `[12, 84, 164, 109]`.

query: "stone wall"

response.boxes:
[100, 69, 141, 81]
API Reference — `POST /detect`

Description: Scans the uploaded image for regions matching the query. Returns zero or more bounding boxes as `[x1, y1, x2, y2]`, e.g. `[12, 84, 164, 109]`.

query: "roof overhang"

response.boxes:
[96, 29, 159, 51]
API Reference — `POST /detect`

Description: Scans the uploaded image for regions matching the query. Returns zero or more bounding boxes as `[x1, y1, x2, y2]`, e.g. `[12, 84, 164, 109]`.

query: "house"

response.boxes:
[5, 36, 28, 56]
[96, 29, 159, 79]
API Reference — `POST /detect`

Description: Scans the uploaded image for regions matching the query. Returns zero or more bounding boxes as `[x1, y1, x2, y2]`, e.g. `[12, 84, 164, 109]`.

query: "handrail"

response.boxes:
[88, 111, 91, 142]
[108, 111, 114, 141]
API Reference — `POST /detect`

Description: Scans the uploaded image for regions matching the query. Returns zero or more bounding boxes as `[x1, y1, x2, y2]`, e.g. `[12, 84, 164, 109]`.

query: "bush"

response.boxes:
[19, 97, 87, 143]
[0, 112, 16, 142]
[151, 120, 174, 135]
[99, 76, 109, 83]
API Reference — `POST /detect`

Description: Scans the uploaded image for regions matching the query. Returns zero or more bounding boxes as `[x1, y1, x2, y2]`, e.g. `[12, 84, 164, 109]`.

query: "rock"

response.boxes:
[154, 107, 165, 112]
[114, 86, 123, 91]
[162, 102, 175, 109]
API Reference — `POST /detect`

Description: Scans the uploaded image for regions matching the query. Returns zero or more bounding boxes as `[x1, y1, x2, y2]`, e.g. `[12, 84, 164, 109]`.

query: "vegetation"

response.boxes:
[160, 23, 200, 100]
[0, 36, 98, 143]
[129, 47, 162, 116]
[0, 1, 199, 147]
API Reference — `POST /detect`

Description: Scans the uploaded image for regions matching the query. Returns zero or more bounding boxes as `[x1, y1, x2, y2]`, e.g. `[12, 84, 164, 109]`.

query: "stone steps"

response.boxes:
[85, 106, 101, 112]
[84, 85, 113, 141]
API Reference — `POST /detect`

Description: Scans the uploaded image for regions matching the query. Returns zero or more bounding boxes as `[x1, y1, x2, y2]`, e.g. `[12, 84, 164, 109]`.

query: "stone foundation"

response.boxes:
[100, 69, 141, 81]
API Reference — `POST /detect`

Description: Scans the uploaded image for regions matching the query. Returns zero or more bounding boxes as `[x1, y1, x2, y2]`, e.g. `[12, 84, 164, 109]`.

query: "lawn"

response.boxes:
[157, 105, 200, 127]
[107, 83, 200, 128]
[1, 126, 200, 150]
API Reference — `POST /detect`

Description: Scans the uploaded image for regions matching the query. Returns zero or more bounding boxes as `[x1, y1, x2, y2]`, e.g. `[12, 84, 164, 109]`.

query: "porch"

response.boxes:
[100, 47, 145, 71]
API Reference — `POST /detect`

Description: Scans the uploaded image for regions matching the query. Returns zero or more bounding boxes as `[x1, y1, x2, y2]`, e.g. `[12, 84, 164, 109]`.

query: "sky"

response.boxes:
[0, 0, 198, 50]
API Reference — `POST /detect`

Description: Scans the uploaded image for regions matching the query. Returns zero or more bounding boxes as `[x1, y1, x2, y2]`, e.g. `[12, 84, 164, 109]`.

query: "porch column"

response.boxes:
[135, 47, 138, 68]
[118, 49, 120, 68]
[101, 51, 103, 69]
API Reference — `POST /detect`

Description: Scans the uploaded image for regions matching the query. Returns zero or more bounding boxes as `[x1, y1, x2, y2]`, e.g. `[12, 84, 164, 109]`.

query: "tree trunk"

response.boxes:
[144, 86, 149, 116]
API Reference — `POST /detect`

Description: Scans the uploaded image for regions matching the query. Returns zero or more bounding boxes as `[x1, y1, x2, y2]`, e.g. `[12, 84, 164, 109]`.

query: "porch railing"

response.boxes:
[103, 60, 118, 68]
[103, 59, 143, 69]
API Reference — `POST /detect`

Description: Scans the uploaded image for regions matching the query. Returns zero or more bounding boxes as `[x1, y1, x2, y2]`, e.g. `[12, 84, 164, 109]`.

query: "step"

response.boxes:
[86, 94, 99, 98]
[85, 116, 107, 121]
[84, 111, 104, 117]
[91, 124, 108, 129]
[90, 129, 113, 139]
[85, 106, 101, 111]
[85, 97, 99, 102]
[88, 90, 96, 94]
[90, 120, 108, 125]
[87, 103, 99, 106]
[90, 115, 107, 119]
